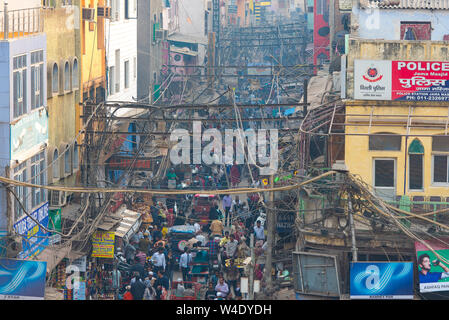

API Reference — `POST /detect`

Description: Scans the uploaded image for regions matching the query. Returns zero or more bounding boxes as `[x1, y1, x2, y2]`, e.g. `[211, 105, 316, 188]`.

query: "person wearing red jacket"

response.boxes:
[123, 286, 133, 300]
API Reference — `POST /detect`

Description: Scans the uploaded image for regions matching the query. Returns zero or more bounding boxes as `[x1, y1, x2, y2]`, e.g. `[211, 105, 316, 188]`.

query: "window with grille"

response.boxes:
[400, 22, 431, 40]
[109, 66, 115, 95]
[73, 143, 79, 170]
[13, 54, 27, 118]
[64, 147, 71, 174]
[369, 134, 402, 151]
[409, 139, 424, 190]
[52, 63, 59, 93]
[31, 50, 44, 109]
[64, 61, 70, 91]
[124, 60, 130, 89]
[72, 58, 79, 90]
[53, 149, 59, 179]
[432, 136, 449, 184]
[31, 151, 46, 209]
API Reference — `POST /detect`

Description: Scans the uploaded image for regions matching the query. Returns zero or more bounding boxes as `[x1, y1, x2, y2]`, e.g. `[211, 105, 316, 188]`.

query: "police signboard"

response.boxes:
[354, 59, 449, 101]
[350, 262, 414, 299]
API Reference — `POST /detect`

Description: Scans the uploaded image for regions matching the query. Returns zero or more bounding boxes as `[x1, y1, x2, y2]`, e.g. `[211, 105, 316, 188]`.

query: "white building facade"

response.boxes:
[105, 0, 138, 105]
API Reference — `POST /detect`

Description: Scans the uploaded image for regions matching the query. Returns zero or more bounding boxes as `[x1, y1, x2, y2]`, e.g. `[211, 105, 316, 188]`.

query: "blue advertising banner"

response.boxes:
[0, 258, 47, 300]
[13, 202, 49, 259]
[350, 262, 414, 299]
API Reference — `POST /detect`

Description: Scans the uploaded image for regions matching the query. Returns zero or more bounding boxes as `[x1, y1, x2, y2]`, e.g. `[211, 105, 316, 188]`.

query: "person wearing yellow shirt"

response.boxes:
[210, 219, 224, 237]
[219, 231, 230, 247]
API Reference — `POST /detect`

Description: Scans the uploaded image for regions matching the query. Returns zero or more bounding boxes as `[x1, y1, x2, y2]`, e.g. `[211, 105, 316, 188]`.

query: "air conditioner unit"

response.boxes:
[49, 190, 67, 208]
[82, 8, 95, 21]
[97, 6, 112, 18]
[155, 29, 164, 41]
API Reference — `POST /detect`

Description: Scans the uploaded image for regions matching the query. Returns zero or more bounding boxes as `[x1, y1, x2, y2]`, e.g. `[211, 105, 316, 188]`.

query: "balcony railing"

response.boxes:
[0, 5, 43, 40]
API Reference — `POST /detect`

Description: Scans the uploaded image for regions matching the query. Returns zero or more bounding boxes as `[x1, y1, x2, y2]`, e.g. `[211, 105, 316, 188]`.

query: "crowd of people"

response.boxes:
[113, 192, 268, 300]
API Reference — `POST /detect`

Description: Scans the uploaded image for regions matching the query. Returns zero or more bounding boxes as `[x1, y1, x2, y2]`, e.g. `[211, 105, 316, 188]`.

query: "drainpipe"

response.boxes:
[4, 1, 9, 40]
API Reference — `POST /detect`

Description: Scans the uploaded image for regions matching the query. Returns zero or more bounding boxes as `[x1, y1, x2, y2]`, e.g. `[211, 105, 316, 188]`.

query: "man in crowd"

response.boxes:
[151, 246, 166, 274]
[254, 220, 265, 241]
[224, 234, 239, 262]
[179, 247, 192, 282]
[215, 276, 230, 299]
[130, 275, 146, 300]
[222, 194, 232, 226]
[210, 218, 224, 237]
[139, 232, 151, 254]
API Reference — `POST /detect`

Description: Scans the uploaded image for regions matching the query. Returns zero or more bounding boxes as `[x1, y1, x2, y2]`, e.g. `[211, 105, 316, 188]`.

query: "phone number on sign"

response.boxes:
[405, 95, 449, 101]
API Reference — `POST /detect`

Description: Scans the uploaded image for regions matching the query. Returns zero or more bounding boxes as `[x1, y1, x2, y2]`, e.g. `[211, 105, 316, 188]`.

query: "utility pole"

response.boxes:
[248, 233, 255, 300]
[264, 175, 275, 295]
[303, 78, 308, 116]
[348, 196, 358, 262]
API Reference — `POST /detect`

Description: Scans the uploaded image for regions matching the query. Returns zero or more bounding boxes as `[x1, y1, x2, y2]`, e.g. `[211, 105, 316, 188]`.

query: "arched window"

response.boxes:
[64, 61, 70, 91]
[73, 143, 79, 170]
[72, 58, 79, 89]
[52, 63, 59, 93]
[53, 149, 59, 179]
[64, 146, 71, 174]
[409, 138, 424, 190]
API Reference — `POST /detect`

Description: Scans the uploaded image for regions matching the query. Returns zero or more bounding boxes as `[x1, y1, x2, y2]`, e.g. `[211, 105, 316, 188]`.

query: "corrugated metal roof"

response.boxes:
[360, 0, 449, 9]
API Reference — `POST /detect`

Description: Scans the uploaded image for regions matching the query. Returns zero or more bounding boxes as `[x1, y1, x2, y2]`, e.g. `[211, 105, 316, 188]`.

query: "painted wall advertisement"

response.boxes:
[354, 59, 449, 101]
[350, 262, 414, 299]
[11, 109, 48, 159]
[0, 258, 47, 300]
[91, 231, 115, 259]
[415, 238, 449, 293]
[13, 202, 49, 259]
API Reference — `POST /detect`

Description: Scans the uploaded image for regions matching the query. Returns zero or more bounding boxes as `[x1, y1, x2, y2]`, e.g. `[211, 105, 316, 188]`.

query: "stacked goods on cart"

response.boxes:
[133, 203, 153, 225]
[56, 261, 67, 288]
[63, 288, 73, 300]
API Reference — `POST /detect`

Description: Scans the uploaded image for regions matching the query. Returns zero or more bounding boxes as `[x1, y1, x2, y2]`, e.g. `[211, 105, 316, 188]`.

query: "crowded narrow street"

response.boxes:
[2, 0, 449, 306]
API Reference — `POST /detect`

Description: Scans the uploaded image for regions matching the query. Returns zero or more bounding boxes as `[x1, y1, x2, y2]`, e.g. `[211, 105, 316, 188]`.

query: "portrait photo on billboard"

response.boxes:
[416, 238, 449, 293]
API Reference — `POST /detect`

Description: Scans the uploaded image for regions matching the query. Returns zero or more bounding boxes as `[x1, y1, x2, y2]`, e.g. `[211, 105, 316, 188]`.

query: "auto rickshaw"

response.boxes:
[190, 194, 218, 227]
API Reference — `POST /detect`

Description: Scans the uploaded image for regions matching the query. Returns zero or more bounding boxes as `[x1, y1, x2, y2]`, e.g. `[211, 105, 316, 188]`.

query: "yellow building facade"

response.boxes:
[43, 1, 81, 186]
[77, 0, 106, 143]
[344, 39, 449, 205]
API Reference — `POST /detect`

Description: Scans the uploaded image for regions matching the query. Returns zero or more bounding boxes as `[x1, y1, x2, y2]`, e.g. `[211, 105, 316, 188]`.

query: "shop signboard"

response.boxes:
[247, 62, 272, 76]
[415, 238, 449, 293]
[354, 60, 449, 101]
[276, 212, 295, 234]
[91, 231, 115, 259]
[73, 281, 86, 300]
[11, 109, 48, 159]
[70, 256, 87, 273]
[0, 258, 46, 300]
[48, 208, 61, 245]
[13, 202, 49, 259]
[350, 262, 414, 299]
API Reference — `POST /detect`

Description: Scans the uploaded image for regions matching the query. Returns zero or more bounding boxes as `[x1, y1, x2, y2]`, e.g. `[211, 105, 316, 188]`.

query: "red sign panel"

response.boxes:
[392, 61, 449, 101]
[108, 156, 152, 170]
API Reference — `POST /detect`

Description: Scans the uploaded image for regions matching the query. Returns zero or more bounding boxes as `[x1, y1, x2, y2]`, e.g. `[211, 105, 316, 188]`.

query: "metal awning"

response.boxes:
[114, 207, 141, 242]
[167, 32, 207, 45]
